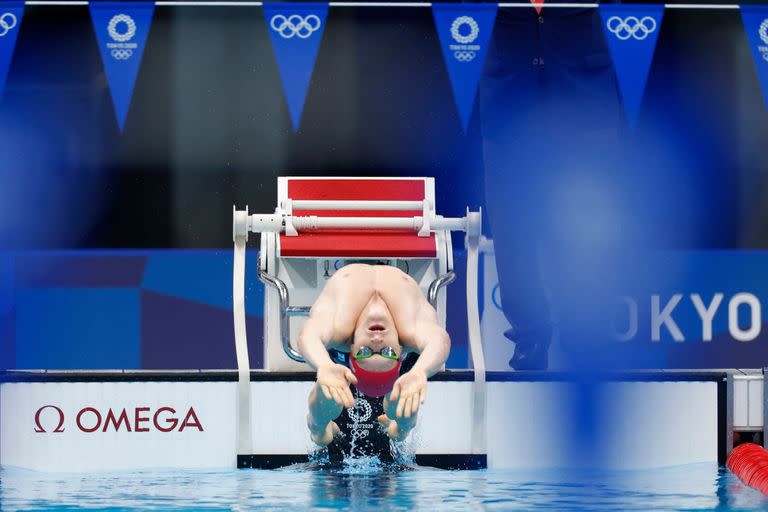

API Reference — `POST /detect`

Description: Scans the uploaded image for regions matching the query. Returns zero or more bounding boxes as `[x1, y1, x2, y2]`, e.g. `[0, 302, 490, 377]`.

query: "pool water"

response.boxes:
[2, 461, 767, 511]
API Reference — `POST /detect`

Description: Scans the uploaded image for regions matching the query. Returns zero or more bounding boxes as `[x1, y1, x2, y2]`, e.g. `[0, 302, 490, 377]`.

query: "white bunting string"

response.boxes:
[21, 1, 743, 9]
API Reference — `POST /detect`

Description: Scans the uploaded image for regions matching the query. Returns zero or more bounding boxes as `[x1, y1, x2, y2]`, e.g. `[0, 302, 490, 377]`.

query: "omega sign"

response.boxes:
[34, 405, 204, 433]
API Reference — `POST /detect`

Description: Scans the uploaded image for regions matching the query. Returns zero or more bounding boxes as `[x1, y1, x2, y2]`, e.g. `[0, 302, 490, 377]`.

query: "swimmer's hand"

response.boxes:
[316, 363, 358, 409]
[389, 368, 427, 419]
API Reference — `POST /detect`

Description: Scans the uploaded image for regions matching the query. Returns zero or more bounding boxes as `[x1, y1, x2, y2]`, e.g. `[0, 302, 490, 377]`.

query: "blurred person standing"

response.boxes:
[478, 5, 623, 370]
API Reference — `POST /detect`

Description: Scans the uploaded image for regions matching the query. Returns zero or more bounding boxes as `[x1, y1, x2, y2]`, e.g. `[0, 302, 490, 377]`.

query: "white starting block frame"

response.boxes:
[255, 178, 459, 370]
[232, 177, 487, 467]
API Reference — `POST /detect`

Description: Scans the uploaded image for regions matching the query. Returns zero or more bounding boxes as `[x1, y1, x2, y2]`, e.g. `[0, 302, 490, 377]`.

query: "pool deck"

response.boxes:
[1, 368, 747, 472]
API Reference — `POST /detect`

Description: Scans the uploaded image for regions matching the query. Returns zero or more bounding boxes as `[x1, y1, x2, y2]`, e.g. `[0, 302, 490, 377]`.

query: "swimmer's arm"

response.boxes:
[298, 269, 362, 368]
[388, 304, 449, 419]
[297, 297, 337, 371]
[298, 323, 335, 371]
[409, 304, 451, 378]
[298, 296, 358, 409]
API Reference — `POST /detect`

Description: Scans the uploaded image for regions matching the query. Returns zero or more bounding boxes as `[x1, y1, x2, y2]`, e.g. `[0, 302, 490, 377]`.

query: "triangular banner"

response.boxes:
[433, 3, 497, 133]
[531, 0, 543, 16]
[0, 2, 23, 103]
[600, 4, 664, 130]
[263, 2, 328, 132]
[89, 2, 154, 132]
[741, 6, 768, 110]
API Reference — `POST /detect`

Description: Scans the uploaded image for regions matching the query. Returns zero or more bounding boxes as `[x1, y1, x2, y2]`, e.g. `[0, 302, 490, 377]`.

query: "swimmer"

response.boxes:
[299, 264, 450, 459]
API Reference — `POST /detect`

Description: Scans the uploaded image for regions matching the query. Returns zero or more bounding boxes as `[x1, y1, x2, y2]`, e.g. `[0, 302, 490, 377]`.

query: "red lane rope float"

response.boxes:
[727, 443, 768, 494]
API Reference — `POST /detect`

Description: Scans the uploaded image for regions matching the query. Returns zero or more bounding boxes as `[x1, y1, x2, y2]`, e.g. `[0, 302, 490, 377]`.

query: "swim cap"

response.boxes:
[350, 357, 402, 397]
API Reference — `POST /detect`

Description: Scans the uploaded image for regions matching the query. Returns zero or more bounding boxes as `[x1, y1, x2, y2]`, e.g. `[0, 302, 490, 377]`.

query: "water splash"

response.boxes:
[389, 415, 420, 466]
[340, 391, 386, 473]
[337, 456, 386, 475]
[389, 435, 416, 466]
[307, 445, 330, 465]
[347, 389, 362, 459]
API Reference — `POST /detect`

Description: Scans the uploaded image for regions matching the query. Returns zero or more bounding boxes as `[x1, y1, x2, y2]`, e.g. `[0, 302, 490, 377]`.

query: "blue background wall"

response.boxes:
[0, 250, 264, 369]
[0, 250, 471, 370]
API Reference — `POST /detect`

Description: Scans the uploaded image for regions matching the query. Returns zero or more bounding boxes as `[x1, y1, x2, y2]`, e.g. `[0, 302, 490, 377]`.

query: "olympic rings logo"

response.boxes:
[759, 19, 768, 45]
[454, 50, 476, 62]
[110, 49, 133, 60]
[450, 16, 479, 44]
[606, 16, 657, 41]
[270, 14, 321, 39]
[108, 14, 136, 42]
[0, 13, 17, 37]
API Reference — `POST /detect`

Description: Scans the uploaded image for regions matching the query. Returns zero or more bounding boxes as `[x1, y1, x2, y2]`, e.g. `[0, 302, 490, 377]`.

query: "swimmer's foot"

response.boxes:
[307, 382, 345, 447]
[377, 414, 414, 442]
[380, 394, 416, 442]
[309, 420, 340, 446]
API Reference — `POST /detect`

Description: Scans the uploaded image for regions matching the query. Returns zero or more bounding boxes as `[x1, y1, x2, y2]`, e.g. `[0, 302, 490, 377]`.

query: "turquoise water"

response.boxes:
[2, 461, 768, 511]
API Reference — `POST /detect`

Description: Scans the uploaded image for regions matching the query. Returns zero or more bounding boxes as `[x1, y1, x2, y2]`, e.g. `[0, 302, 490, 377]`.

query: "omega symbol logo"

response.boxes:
[34, 405, 66, 433]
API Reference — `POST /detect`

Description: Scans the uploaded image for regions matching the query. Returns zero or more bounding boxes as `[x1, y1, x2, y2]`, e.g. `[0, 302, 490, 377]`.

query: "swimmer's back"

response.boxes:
[312, 264, 430, 347]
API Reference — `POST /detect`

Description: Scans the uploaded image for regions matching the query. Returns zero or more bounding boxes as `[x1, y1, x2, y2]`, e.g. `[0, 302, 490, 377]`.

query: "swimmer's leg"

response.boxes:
[378, 394, 417, 442]
[307, 383, 343, 446]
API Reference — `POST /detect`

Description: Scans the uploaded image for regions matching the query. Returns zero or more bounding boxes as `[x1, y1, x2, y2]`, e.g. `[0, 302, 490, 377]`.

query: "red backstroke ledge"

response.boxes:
[727, 443, 768, 495]
[287, 179, 425, 201]
[281, 178, 437, 258]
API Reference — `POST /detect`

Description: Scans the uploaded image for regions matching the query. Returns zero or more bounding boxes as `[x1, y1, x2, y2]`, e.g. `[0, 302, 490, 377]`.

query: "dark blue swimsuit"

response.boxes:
[325, 350, 417, 463]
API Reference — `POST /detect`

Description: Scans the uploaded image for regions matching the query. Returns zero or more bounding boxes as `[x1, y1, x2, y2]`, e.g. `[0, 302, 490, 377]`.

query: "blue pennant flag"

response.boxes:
[90, 2, 155, 132]
[741, 6, 768, 111]
[0, 2, 23, 103]
[263, 2, 328, 132]
[432, 4, 497, 133]
[600, 5, 664, 130]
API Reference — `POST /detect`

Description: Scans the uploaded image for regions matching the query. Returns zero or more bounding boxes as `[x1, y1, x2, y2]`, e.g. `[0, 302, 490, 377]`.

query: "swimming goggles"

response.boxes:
[353, 346, 399, 360]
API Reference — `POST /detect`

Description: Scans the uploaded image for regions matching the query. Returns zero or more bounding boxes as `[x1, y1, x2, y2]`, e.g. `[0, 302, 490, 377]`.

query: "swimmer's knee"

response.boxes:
[308, 417, 339, 447]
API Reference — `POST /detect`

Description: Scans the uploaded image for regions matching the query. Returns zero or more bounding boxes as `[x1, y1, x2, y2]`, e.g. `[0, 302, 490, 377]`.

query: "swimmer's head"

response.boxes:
[350, 353, 401, 397]
[350, 299, 402, 396]
[351, 299, 401, 371]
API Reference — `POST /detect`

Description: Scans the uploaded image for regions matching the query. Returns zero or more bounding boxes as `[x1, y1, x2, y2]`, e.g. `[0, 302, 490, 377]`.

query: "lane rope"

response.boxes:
[727, 443, 768, 494]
